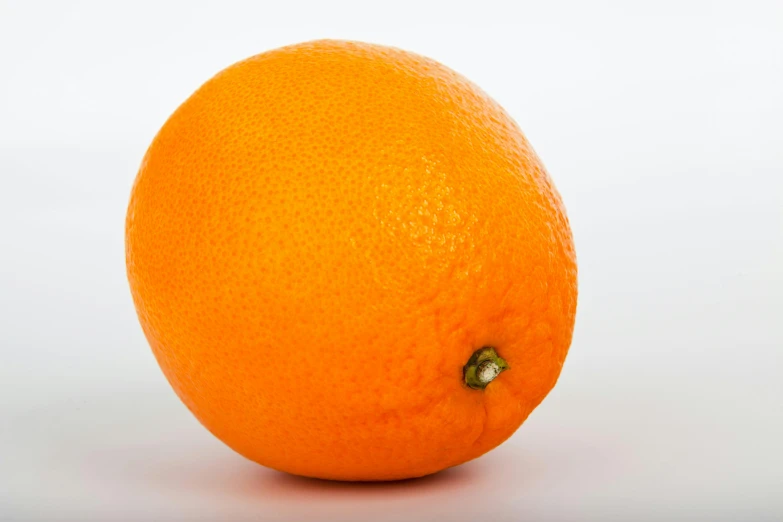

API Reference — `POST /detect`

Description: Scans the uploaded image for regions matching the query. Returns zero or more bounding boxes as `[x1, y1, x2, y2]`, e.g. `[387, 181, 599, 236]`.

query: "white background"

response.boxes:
[1, 1, 781, 521]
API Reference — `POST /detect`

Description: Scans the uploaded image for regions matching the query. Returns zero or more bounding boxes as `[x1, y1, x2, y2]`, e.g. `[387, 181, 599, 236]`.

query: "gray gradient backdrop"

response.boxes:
[1, 1, 781, 521]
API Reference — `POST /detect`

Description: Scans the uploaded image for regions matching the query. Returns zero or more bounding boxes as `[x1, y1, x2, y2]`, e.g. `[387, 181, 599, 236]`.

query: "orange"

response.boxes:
[126, 40, 577, 481]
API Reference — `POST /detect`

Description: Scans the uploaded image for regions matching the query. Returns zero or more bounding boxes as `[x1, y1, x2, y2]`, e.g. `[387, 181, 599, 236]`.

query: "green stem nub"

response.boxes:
[463, 347, 509, 390]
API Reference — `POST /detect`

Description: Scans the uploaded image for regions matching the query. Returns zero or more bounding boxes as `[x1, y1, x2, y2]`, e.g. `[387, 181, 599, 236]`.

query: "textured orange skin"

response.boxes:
[126, 40, 577, 481]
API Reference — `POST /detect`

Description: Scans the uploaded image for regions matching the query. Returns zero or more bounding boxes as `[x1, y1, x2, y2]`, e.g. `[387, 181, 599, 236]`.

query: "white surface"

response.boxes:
[1, 1, 782, 521]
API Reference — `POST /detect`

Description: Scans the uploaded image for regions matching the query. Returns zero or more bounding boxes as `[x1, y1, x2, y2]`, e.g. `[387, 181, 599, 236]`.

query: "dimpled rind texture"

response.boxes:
[126, 40, 577, 481]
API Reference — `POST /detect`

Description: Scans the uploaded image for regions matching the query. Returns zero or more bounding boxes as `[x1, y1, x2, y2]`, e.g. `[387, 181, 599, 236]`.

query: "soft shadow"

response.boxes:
[242, 463, 481, 500]
[116, 452, 485, 503]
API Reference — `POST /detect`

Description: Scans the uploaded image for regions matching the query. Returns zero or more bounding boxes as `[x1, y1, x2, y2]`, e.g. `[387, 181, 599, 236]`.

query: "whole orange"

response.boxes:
[126, 40, 577, 481]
